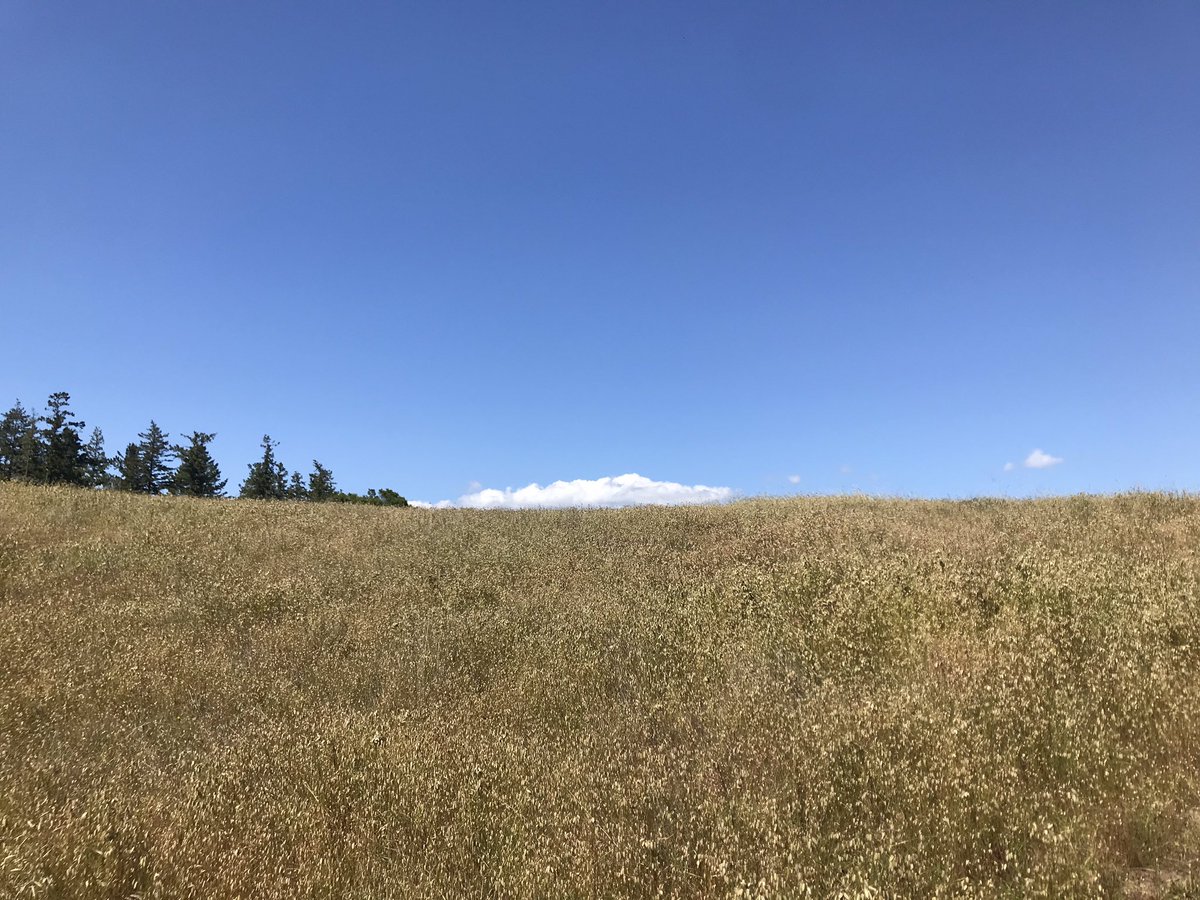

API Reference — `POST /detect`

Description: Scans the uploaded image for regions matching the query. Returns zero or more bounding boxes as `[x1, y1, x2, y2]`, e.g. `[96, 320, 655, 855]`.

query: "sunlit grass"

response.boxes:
[1, 483, 1198, 898]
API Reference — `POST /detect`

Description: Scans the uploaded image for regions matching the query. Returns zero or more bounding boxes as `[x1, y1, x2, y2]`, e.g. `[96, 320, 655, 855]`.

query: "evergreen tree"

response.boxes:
[287, 471, 309, 500]
[82, 428, 111, 488]
[40, 392, 87, 485]
[14, 418, 44, 482]
[308, 461, 337, 501]
[0, 401, 37, 481]
[240, 435, 289, 500]
[136, 421, 174, 494]
[114, 443, 150, 492]
[171, 432, 226, 497]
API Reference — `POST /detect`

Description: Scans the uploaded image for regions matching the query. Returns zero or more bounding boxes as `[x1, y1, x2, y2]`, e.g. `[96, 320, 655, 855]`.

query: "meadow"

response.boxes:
[1, 483, 1198, 898]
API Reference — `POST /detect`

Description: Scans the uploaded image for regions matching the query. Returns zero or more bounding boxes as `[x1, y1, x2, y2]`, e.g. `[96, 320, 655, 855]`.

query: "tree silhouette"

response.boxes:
[240, 435, 289, 500]
[308, 461, 337, 501]
[82, 428, 111, 488]
[40, 392, 87, 485]
[0, 402, 37, 481]
[114, 442, 150, 492]
[137, 421, 174, 494]
[171, 432, 226, 497]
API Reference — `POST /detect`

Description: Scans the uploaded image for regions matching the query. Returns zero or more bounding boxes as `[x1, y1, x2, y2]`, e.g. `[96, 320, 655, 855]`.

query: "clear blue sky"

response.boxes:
[2, 2, 1197, 504]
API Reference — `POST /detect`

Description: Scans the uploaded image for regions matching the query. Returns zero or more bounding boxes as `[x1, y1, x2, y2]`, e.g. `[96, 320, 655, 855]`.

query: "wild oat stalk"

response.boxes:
[1, 484, 1197, 898]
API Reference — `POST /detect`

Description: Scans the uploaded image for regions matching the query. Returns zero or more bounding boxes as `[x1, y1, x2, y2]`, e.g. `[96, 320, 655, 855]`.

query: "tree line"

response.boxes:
[0, 392, 408, 506]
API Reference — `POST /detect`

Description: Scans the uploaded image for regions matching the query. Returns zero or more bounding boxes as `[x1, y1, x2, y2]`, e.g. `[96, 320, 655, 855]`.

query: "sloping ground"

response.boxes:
[1, 484, 1198, 898]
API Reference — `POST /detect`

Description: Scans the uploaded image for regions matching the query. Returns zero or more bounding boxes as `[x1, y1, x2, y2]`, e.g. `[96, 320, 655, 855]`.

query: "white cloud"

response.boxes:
[839, 465, 853, 475]
[412, 473, 733, 510]
[1024, 449, 1063, 469]
[787, 474, 802, 485]
[1003, 462, 1015, 473]
[408, 499, 445, 509]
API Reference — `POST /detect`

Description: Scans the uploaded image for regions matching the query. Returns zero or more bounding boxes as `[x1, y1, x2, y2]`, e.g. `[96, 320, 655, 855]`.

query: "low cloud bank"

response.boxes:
[411, 473, 733, 510]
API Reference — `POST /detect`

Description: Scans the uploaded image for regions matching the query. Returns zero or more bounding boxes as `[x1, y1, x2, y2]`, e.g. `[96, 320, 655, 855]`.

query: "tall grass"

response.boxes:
[1, 483, 1198, 898]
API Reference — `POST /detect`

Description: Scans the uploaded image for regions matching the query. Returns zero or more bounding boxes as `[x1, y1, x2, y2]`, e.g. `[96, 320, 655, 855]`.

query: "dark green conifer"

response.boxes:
[40, 392, 87, 485]
[114, 443, 150, 492]
[82, 428, 111, 488]
[287, 471, 309, 500]
[308, 461, 337, 502]
[171, 432, 226, 497]
[14, 420, 44, 482]
[0, 401, 37, 481]
[136, 421, 174, 494]
[240, 435, 289, 500]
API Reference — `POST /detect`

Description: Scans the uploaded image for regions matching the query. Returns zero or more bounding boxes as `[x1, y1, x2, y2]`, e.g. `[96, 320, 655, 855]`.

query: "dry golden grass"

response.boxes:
[2, 483, 1199, 898]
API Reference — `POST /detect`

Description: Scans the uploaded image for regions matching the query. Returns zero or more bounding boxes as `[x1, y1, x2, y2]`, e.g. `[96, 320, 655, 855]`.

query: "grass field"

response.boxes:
[1, 483, 1198, 898]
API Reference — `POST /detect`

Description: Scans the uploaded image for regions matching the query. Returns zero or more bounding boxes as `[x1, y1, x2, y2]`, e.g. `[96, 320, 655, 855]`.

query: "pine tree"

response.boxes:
[171, 432, 226, 497]
[114, 443, 150, 492]
[136, 421, 174, 494]
[14, 419, 44, 482]
[40, 392, 87, 485]
[82, 428, 111, 488]
[287, 471, 309, 500]
[0, 401, 37, 481]
[308, 461, 337, 501]
[240, 435, 289, 500]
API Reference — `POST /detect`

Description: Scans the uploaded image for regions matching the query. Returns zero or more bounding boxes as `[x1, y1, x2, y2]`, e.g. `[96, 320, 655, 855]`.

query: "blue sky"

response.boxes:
[2, 2, 1197, 505]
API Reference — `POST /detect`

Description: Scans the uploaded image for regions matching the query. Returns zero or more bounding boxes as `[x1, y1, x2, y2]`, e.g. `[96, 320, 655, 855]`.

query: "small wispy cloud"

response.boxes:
[412, 473, 734, 510]
[787, 474, 802, 485]
[1003, 462, 1015, 473]
[1024, 449, 1063, 469]
[839, 465, 853, 475]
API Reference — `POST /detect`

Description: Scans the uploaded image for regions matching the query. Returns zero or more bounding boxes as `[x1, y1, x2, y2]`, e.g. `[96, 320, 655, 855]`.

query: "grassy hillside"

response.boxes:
[1, 484, 1199, 898]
